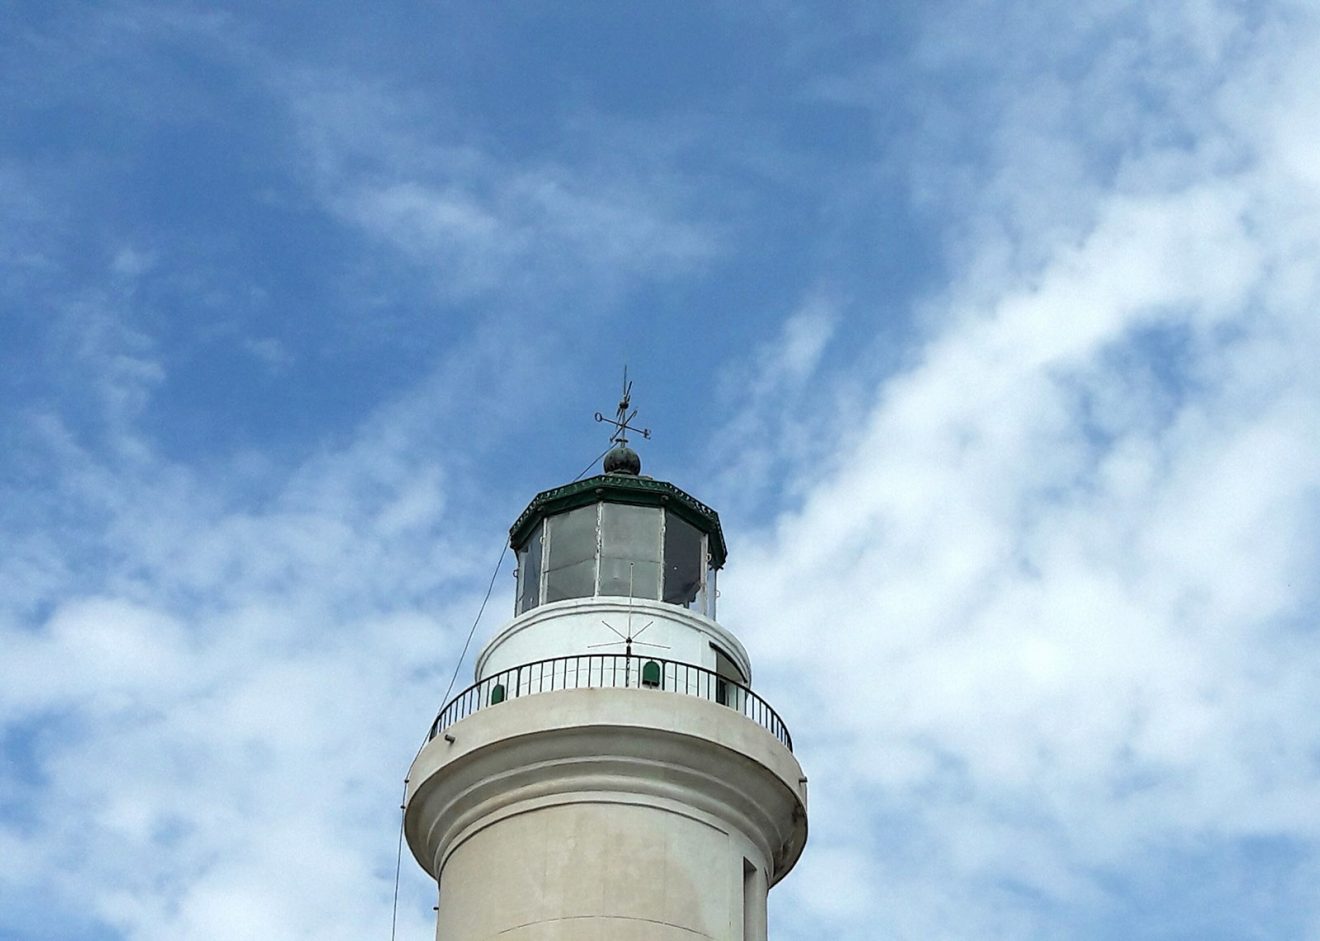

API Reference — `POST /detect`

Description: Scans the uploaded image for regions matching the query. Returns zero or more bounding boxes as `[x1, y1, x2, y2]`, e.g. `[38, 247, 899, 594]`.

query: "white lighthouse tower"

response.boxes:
[404, 393, 807, 941]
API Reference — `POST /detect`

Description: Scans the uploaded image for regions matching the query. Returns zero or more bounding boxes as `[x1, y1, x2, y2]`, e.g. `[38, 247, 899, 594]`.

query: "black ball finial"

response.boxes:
[603, 445, 641, 475]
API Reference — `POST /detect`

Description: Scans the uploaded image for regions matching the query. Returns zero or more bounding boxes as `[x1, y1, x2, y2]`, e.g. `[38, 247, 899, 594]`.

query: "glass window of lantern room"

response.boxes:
[544, 505, 600, 603]
[599, 503, 662, 599]
[663, 511, 704, 609]
[516, 521, 544, 614]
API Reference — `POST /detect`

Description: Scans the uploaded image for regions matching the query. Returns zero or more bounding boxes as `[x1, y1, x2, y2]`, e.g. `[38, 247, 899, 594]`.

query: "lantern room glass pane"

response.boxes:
[598, 558, 661, 599]
[545, 561, 596, 602]
[544, 506, 599, 603]
[516, 521, 544, 614]
[663, 512, 704, 608]
[599, 503, 661, 599]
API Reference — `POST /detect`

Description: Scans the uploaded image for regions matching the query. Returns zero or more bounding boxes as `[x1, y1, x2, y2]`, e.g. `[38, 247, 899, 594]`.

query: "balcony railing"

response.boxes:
[428, 652, 793, 751]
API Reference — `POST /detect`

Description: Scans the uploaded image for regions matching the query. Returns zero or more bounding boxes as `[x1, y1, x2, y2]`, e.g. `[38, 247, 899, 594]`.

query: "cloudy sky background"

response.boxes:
[4, 1, 1320, 938]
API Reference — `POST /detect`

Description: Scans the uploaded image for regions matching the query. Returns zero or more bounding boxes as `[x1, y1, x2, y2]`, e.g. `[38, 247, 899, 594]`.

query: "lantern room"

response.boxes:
[508, 446, 728, 620]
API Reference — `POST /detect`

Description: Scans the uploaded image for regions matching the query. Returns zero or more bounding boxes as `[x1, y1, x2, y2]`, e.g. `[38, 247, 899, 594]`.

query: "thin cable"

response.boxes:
[440, 541, 510, 708]
[389, 777, 408, 941]
[393, 539, 510, 938]
[571, 444, 614, 483]
[391, 443, 625, 937]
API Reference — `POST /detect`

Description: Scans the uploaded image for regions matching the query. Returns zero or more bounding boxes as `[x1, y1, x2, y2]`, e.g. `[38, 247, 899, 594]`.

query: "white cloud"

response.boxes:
[4, 3, 1319, 940]
[736, 3, 1320, 936]
[0, 310, 530, 939]
[0, 468, 475, 940]
[283, 74, 716, 301]
[242, 336, 291, 371]
[111, 247, 157, 279]
[0, 162, 62, 279]
[707, 298, 841, 514]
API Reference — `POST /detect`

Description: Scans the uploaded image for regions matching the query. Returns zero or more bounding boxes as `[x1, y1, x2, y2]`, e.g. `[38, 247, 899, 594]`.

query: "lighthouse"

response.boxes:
[404, 392, 808, 940]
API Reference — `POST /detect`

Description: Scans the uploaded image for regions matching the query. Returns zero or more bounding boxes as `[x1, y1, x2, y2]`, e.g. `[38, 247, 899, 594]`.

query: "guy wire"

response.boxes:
[391, 440, 611, 936]
[392, 538, 510, 939]
[572, 444, 615, 483]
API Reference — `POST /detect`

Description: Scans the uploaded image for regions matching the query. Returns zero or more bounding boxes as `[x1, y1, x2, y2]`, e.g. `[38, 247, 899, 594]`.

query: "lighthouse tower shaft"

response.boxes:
[405, 456, 807, 941]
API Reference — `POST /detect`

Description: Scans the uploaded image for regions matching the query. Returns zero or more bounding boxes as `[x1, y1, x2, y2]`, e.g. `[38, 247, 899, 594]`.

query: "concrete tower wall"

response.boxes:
[436, 801, 755, 940]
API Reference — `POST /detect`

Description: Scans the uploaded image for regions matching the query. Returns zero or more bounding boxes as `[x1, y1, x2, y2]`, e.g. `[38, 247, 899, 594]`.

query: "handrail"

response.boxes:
[428, 652, 793, 751]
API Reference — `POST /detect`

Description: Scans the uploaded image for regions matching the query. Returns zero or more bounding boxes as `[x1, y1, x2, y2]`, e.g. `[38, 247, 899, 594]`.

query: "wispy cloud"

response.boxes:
[3, 2, 1318, 940]
[706, 297, 841, 514]
[0, 386, 499, 938]
[733, 4, 1320, 937]
[282, 72, 717, 302]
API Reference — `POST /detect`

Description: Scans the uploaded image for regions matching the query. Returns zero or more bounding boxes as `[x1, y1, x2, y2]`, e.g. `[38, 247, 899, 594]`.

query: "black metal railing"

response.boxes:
[428, 653, 793, 751]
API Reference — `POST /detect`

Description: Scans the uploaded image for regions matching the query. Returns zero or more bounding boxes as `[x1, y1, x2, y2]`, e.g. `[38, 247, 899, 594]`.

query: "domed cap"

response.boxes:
[603, 444, 641, 475]
[509, 470, 728, 570]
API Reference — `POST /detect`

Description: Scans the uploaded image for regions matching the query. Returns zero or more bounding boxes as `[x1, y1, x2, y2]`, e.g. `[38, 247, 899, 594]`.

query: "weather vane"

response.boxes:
[594, 366, 651, 448]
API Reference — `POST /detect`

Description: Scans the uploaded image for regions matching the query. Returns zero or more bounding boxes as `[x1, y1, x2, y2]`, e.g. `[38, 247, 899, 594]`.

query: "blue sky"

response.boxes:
[3, 2, 1320, 939]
